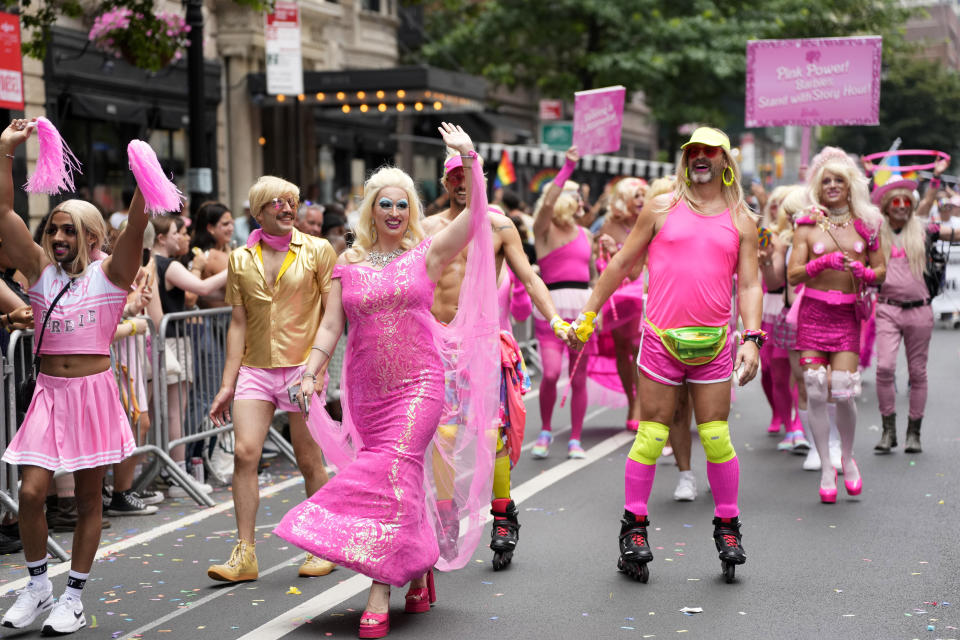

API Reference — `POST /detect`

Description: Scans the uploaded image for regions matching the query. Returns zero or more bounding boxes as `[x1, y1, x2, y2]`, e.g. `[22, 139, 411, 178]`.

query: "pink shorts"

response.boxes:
[3, 369, 136, 471]
[235, 365, 305, 412]
[636, 323, 734, 386]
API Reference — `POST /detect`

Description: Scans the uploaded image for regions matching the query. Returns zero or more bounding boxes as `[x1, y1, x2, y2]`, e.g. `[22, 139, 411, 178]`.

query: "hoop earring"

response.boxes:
[722, 167, 735, 187]
[684, 167, 691, 186]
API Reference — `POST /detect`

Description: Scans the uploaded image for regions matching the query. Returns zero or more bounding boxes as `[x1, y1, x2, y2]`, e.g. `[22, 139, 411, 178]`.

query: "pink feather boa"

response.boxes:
[127, 140, 184, 215]
[24, 117, 82, 195]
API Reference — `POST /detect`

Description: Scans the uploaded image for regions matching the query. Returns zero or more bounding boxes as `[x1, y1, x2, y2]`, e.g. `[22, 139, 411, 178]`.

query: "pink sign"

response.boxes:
[573, 86, 625, 155]
[745, 36, 882, 128]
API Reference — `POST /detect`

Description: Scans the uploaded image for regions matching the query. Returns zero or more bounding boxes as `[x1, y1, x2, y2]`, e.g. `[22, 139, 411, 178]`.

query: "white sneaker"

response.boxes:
[1, 580, 53, 628]
[673, 471, 697, 502]
[167, 480, 214, 499]
[829, 441, 843, 474]
[41, 594, 85, 635]
[802, 446, 821, 471]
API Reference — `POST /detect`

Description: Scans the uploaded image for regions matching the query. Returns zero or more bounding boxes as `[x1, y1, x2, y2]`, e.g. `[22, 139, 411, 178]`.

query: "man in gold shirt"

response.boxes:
[207, 176, 338, 582]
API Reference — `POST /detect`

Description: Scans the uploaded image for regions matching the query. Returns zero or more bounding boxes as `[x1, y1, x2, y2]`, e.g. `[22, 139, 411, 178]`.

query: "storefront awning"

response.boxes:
[477, 143, 675, 180]
[248, 65, 486, 116]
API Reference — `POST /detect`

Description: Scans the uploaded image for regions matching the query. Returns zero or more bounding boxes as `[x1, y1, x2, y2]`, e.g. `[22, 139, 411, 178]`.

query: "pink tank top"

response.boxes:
[537, 227, 590, 285]
[646, 200, 740, 328]
[28, 260, 127, 355]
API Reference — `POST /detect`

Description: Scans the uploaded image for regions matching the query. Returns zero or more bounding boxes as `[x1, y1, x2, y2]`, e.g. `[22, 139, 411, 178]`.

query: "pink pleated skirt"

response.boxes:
[3, 369, 136, 471]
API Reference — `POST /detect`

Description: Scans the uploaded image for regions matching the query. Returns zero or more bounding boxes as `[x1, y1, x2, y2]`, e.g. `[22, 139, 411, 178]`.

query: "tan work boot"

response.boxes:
[207, 540, 258, 582]
[299, 553, 336, 577]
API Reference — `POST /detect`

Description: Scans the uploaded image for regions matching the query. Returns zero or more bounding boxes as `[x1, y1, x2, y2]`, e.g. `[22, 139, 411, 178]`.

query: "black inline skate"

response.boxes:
[712, 516, 746, 583]
[617, 510, 653, 583]
[489, 499, 520, 571]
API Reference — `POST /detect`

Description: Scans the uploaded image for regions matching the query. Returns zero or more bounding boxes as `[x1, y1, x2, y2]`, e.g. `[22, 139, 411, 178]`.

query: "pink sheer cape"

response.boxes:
[307, 157, 499, 572]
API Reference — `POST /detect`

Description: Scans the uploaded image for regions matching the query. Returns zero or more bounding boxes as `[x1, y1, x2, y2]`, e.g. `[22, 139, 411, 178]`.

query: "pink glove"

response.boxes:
[848, 261, 877, 284]
[805, 251, 845, 278]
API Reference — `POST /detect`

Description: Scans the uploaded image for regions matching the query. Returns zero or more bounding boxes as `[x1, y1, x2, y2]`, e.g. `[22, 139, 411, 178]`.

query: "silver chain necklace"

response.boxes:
[367, 247, 404, 268]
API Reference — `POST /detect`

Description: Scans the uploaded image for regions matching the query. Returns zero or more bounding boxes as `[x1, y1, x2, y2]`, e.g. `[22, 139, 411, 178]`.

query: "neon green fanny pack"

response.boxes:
[647, 319, 727, 366]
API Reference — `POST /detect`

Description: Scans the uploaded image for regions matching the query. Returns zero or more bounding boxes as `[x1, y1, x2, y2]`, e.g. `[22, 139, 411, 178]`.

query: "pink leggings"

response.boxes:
[760, 337, 793, 429]
[875, 305, 933, 420]
[538, 338, 588, 441]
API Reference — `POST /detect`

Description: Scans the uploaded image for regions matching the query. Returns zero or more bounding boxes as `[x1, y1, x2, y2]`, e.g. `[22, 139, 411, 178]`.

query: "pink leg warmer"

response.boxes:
[624, 458, 656, 517]
[537, 339, 563, 432]
[706, 457, 740, 518]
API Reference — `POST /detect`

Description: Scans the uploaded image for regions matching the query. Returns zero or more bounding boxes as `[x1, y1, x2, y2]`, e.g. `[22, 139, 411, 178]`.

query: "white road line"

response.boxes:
[117, 552, 306, 640]
[235, 424, 631, 640]
[2, 476, 307, 594]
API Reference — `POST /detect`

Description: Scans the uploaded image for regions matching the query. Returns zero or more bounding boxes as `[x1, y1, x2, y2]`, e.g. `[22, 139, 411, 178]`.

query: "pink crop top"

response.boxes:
[537, 227, 591, 285]
[27, 260, 127, 355]
[646, 200, 740, 328]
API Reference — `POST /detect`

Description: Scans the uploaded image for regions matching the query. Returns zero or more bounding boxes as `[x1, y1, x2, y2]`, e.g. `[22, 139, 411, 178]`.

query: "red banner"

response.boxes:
[0, 12, 23, 111]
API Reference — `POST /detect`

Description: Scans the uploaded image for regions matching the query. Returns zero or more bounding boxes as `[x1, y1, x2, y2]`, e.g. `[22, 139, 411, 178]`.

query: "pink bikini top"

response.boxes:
[538, 227, 591, 285]
[28, 260, 127, 355]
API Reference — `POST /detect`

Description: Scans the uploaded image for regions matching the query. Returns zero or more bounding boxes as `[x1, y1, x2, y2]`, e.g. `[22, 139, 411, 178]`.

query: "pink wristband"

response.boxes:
[553, 158, 576, 189]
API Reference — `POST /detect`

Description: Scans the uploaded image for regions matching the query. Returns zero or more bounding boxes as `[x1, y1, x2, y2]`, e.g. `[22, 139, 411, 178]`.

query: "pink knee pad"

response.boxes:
[803, 366, 829, 403]
[831, 370, 862, 401]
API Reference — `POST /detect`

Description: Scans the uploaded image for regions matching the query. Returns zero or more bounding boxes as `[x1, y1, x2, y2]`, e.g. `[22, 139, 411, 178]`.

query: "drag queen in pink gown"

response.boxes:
[275, 123, 499, 638]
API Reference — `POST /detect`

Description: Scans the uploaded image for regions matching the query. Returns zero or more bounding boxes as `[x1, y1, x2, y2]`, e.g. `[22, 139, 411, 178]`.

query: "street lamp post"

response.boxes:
[185, 0, 211, 216]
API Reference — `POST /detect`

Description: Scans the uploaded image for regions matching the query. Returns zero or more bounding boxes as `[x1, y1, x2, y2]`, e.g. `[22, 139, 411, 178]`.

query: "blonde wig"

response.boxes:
[775, 186, 812, 243]
[659, 144, 749, 219]
[43, 199, 107, 275]
[532, 180, 580, 227]
[805, 147, 882, 233]
[764, 185, 793, 229]
[610, 177, 646, 220]
[346, 166, 425, 263]
[248, 176, 300, 221]
[646, 176, 676, 200]
[879, 188, 926, 280]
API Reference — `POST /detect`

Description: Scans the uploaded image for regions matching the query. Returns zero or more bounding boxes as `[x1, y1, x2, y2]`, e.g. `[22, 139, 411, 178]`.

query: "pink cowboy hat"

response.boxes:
[871, 178, 918, 206]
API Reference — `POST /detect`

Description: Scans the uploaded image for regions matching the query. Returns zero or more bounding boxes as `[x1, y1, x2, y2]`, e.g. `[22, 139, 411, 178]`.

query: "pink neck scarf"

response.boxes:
[247, 228, 291, 252]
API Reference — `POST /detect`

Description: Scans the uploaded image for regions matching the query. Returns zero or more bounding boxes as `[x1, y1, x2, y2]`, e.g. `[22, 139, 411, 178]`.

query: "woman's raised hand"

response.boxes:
[0, 119, 34, 153]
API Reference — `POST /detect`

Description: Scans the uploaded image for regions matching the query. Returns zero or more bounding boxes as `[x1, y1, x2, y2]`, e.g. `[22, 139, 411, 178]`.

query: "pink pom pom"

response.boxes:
[24, 117, 82, 195]
[127, 140, 184, 215]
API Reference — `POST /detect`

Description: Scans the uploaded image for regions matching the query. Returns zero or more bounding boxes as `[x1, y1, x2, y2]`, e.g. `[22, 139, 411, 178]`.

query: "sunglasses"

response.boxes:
[378, 198, 409, 211]
[45, 224, 77, 237]
[686, 144, 722, 158]
[888, 196, 911, 208]
[268, 197, 298, 211]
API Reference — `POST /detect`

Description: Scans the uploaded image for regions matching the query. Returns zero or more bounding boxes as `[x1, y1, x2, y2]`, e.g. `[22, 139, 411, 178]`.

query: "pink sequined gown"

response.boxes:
[275, 239, 445, 586]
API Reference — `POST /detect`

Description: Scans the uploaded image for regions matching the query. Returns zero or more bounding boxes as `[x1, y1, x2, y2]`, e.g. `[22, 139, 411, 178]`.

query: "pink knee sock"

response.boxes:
[624, 458, 656, 516]
[706, 457, 740, 518]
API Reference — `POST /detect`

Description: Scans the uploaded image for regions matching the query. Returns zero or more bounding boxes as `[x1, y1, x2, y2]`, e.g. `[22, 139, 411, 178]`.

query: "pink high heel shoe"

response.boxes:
[404, 569, 436, 614]
[359, 582, 391, 638]
[841, 457, 862, 496]
[819, 470, 838, 504]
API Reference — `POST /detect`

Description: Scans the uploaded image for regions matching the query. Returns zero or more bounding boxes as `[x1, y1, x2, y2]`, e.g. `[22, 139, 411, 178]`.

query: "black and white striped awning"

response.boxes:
[477, 143, 674, 179]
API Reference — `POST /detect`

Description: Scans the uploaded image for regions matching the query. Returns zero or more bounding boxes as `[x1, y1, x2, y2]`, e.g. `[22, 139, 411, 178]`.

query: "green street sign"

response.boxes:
[539, 122, 573, 150]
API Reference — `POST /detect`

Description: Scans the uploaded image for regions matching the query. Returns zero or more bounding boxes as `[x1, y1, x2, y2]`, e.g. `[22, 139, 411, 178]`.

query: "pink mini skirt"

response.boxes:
[3, 369, 136, 471]
[795, 291, 859, 354]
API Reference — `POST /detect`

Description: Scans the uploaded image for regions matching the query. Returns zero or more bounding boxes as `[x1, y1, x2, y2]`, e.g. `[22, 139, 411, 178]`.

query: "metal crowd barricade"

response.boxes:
[156, 308, 297, 489]
[3, 331, 70, 561]
[110, 317, 214, 507]
[513, 316, 541, 376]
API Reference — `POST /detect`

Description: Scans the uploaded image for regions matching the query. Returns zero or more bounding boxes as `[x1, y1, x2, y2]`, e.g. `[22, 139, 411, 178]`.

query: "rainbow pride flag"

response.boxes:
[494, 150, 517, 189]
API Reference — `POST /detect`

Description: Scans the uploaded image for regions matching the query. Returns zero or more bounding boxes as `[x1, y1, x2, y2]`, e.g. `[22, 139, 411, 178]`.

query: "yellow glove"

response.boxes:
[572, 312, 596, 343]
[549, 315, 571, 339]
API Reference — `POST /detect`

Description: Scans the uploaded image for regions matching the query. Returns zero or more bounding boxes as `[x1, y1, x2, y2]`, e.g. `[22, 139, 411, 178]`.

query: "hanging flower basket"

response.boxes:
[89, 8, 190, 72]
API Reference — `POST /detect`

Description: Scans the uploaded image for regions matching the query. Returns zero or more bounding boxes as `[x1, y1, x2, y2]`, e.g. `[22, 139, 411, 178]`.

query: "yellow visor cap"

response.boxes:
[681, 127, 731, 152]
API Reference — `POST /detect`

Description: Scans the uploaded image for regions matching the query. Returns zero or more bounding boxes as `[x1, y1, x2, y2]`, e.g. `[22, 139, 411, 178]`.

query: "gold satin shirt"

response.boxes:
[225, 229, 336, 368]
